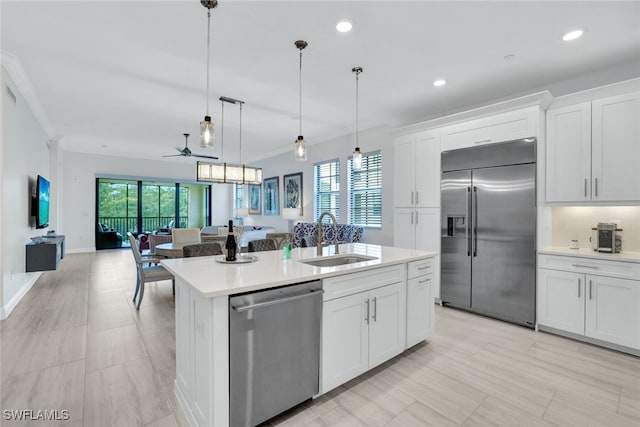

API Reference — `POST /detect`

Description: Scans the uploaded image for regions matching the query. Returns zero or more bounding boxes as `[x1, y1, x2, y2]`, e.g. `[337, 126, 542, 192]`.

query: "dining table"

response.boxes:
[155, 241, 202, 258]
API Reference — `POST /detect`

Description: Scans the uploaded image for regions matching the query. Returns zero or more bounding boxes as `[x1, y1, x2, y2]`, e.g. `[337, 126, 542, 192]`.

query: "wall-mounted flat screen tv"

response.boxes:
[35, 175, 50, 229]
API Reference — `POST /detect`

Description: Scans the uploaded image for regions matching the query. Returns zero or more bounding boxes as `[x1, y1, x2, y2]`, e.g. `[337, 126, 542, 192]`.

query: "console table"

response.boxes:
[26, 235, 65, 272]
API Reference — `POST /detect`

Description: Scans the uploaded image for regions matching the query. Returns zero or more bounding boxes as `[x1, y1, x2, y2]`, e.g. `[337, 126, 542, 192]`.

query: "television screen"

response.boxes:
[36, 175, 50, 229]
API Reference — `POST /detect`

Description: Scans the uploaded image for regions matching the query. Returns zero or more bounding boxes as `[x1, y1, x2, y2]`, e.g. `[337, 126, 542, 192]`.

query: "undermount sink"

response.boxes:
[299, 254, 378, 267]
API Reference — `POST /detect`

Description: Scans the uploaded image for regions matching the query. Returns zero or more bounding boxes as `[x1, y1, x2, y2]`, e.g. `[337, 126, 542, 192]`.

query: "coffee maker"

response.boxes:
[591, 222, 623, 253]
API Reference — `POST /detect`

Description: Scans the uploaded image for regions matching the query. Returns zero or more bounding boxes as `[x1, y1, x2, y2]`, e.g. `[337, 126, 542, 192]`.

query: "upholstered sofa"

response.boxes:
[96, 223, 123, 249]
[293, 222, 364, 248]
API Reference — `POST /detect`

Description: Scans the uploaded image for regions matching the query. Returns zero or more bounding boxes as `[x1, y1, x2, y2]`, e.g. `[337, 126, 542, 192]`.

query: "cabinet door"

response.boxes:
[369, 282, 406, 368]
[546, 102, 592, 202]
[393, 208, 416, 249]
[322, 292, 369, 393]
[585, 275, 640, 349]
[406, 275, 433, 348]
[414, 208, 440, 252]
[592, 92, 640, 201]
[537, 269, 584, 335]
[175, 283, 191, 402]
[191, 294, 214, 427]
[414, 131, 441, 207]
[394, 135, 416, 207]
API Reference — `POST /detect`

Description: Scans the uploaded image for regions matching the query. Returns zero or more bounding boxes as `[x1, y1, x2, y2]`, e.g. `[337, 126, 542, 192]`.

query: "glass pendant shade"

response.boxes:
[200, 116, 214, 148]
[352, 147, 363, 170]
[294, 135, 307, 162]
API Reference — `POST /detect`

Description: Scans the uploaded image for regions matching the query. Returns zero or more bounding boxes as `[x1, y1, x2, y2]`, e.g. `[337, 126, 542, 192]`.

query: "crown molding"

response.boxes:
[0, 50, 57, 139]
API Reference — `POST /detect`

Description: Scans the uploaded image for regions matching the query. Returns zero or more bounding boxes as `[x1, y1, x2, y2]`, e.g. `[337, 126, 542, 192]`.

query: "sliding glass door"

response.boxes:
[96, 178, 211, 250]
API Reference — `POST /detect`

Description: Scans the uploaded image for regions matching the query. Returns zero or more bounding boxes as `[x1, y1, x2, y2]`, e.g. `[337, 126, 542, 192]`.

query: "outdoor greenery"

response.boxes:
[98, 180, 189, 219]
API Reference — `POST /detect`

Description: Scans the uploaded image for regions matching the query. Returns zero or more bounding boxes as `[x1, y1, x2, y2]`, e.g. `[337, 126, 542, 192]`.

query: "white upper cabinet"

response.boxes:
[441, 107, 538, 152]
[546, 102, 592, 202]
[546, 91, 640, 202]
[393, 131, 440, 208]
[592, 92, 640, 201]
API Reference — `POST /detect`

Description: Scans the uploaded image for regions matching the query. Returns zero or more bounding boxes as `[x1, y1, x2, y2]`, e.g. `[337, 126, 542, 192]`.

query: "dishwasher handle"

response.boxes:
[232, 289, 324, 313]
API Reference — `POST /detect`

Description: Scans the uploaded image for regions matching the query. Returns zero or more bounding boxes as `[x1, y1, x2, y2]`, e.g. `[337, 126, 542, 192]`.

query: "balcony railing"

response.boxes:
[98, 216, 190, 239]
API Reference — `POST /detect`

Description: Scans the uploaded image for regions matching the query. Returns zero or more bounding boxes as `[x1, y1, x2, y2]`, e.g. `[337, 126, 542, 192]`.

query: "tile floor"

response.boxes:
[1, 250, 639, 426]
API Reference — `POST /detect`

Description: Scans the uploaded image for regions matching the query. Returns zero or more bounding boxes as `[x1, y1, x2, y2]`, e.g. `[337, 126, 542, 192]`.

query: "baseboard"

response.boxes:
[66, 247, 96, 254]
[538, 325, 640, 357]
[174, 381, 197, 427]
[0, 272, 42, 320]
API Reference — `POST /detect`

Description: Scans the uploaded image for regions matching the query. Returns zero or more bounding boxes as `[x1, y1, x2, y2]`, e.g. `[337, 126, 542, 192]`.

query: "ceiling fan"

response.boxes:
[163, 133, 219, 160]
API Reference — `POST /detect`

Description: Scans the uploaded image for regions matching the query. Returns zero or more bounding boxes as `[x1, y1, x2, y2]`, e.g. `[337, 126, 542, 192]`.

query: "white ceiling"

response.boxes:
[2, 1, 640, 163]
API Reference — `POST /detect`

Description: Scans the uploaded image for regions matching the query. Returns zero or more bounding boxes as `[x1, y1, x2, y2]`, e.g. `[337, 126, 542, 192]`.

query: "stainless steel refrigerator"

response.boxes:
[440, 138, 536, 328]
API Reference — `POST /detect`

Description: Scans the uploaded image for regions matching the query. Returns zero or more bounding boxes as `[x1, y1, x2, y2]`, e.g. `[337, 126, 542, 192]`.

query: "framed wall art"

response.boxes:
[248, 184, 262, 215]
[283, 172, 303, 214]
[263, 176, 279, 216]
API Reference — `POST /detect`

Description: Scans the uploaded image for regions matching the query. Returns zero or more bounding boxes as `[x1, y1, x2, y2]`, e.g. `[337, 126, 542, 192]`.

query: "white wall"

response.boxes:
[244, 126, 394, 246]
[61, 151, 233, 251]
[1, 66, 51, 315]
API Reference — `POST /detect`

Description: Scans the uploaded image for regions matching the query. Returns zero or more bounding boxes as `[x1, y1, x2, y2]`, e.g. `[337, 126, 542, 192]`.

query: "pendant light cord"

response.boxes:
[355, 70, 359, 148]
[298, 49, 303, 136]
[220, 99, 224, 161]
[205, 9, 211, 116]
[239, 102, 243, 164]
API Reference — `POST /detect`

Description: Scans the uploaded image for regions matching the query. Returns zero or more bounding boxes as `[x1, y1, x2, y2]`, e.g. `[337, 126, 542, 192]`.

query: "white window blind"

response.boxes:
[314, 159, 340, 223]
[349, 151, 382, 228]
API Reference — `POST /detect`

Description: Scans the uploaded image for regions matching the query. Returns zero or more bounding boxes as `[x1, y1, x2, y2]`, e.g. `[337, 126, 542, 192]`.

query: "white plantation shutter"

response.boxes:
[349, 151, 382, 228]
[314, 159, 340, 223]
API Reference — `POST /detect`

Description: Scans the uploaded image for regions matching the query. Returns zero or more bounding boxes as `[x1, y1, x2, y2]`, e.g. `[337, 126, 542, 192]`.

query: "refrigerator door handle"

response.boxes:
[473, 186, 478, 257]
[467, 186, 472, 256]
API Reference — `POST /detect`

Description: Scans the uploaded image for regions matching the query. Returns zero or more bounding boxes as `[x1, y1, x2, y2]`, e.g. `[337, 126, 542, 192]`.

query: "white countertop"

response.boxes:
[161, 243, 437, 298]
[539, 247, 640, 263]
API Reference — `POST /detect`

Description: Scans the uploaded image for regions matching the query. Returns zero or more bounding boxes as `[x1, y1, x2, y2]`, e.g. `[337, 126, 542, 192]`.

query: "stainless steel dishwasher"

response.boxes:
[229, 280, 323, 427]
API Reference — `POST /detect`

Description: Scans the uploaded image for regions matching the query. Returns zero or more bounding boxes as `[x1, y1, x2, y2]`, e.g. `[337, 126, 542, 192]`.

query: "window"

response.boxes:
[314, 159, 340, 223]
[349, 151, 382, 228]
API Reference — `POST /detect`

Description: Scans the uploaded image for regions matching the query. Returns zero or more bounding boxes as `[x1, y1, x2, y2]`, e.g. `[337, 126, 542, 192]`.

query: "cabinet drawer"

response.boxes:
[442, 107, 537, 151]
[323, 264, 405, 301]
[538, 254, 640, 280]
[408, 258, 434, 279]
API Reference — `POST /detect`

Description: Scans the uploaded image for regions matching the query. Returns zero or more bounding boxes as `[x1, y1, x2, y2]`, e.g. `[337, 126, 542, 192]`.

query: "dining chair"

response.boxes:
[127, 233, 175, 309]
[265, 232, 294, 249]
[183, 242, 223, 257]
[171, 227, 201, 244]
[248, 238, 277, 252]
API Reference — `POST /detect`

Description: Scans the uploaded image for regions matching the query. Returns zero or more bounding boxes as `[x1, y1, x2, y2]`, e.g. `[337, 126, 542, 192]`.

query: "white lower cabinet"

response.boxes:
[406, 258, 435, 347]
[322, 281, 405, 393]
[585, 275, 640, 349]
[538, 255, 640, 352]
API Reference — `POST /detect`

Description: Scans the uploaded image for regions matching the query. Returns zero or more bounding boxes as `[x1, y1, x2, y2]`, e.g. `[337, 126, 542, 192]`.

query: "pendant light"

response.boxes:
[352, 66, 363, 170]
[196, 96, 263, 185]
[294, 40, 308, 162]
[199, 0, 218, 148]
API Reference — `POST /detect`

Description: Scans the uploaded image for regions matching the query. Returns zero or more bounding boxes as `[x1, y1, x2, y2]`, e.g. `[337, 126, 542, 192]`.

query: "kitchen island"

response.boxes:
[162, 243, 438, 427]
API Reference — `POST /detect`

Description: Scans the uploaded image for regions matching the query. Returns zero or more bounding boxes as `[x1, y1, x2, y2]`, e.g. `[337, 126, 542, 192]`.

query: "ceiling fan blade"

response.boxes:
[175, 147, 185, 153]
[162, 154, 184, 158]
[192, 154, 219, 160]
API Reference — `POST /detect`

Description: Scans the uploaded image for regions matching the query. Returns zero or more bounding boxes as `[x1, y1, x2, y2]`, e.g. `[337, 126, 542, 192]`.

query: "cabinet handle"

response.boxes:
[418, 278, 430, 284]
[411, 191, 414, 205]
[584, 178, 587, 198]
[372, 297, 377, 322]
[578, 278, 581, 298]
[474, 139, 491, 144]
[416, 212, 419, 225]
[595, 178, 598, 197]
[410, 211, 414, 225]
[417, 265, 431, 271]
[415, 192, 419, 205]
[589, 280, 593, 300]
[364, 299, 370, 324]
[572, 264, 599, 270]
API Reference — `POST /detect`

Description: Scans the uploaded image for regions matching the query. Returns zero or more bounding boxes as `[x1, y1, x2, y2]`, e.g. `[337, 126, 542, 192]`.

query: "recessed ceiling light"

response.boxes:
[562, 29, 584, 41]
[433, 79, 446, 87]
[336, 20, 353, 33]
